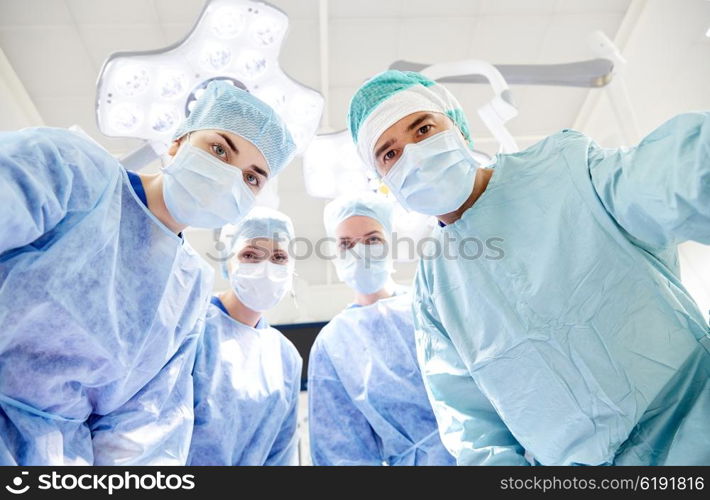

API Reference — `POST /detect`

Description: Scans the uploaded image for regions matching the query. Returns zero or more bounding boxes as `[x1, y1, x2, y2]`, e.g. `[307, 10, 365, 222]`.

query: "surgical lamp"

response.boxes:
[95, 0, 324, 171]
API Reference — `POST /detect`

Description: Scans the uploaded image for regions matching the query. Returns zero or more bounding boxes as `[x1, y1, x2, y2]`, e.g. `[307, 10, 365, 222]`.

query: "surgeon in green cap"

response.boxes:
[347, 70, 710, 466]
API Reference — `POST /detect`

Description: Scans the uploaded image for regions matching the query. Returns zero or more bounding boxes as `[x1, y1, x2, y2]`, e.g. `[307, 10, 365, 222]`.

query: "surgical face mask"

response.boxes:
[230, 260, 293, 312]
[335, 242, 392, 294]
[162, 141, 256, 229]
[382, 128, 477, 216]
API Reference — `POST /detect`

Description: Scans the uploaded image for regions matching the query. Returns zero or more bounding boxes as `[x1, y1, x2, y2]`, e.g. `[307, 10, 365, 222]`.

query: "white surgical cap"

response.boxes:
[219, 206, 295, 277]
[323, 192, 395, 237]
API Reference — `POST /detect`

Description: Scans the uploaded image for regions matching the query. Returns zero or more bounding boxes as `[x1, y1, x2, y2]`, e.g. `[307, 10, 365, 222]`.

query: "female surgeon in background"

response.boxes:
[0, 81, 295, 465]
[347, 70, 710, 466]
[307, 192, 455, 466]
[188, 207, 302, 466]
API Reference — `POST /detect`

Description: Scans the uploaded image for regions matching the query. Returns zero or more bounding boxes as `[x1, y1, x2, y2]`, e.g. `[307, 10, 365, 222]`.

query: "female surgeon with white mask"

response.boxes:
[307, 192, 455, 466]
[188, 207, 302, 466]
[0, 80, 295, 465]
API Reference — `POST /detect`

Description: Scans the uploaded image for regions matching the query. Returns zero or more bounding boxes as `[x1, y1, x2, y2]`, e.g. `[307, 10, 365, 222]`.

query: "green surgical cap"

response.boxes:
[347, 70, 435, 142]
[347, 70, 473, 170]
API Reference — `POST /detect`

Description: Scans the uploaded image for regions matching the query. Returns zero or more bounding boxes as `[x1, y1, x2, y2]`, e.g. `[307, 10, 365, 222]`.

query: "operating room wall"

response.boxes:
[581, 0, 710, 320]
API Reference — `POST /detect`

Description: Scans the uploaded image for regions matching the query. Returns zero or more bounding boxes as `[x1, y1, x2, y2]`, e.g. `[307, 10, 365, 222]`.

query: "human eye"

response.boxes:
[241, 251, 257, 261]
[417, 124, 433, 136]
[337, 240, 352, 250]
[273, 252, 288, 264]
[366, 236, 383, 244]
[244, 171, 260, 187]
[211, 142, 228, 160]
[382, 149, 398, 165]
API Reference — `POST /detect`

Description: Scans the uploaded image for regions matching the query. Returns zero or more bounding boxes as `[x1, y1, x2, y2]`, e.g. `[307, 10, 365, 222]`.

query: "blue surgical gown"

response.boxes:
[308, 292, 455, 466]
[0, 127, 213, 465]
[413, 112, 710, 466]
[188, 298, 302, 465]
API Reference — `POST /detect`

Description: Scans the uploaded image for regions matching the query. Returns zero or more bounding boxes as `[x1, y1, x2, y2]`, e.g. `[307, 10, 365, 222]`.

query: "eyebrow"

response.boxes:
[373, 113, 435, 160]
[251, 165, 269, 179]
[217, 132, 238, 154]
[338, 231, 382, 241]
[217, 132, 270, 179]
[374, 138, 395, 161]
[406, 113, 434, 132]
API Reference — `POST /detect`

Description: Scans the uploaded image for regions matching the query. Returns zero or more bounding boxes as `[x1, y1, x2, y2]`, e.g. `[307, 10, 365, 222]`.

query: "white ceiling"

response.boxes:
[1, 0, 709, 323]
[0, 0, 635, 149]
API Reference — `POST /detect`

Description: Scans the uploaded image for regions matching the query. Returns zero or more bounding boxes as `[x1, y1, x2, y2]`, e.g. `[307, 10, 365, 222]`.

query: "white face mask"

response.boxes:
[162, 141, 256, 229]
[230, 260, 293, 312]
[383, 129, 477, 216]
[334, 242, 392, 294]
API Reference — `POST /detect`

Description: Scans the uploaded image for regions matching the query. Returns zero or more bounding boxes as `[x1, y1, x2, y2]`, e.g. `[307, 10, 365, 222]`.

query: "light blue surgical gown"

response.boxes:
[0, 127, 213, 465]
[308, 292, 455, 466]
[413, 112, 710, 466]
[188, 298, 302, 465]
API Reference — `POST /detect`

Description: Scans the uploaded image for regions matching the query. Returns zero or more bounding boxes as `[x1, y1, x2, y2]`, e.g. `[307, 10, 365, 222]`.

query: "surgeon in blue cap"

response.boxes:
[308, 192, 455, 466]
[347, 70, 710, 466]
[0, 81, 295, 465]
[188, 207, 302, 466]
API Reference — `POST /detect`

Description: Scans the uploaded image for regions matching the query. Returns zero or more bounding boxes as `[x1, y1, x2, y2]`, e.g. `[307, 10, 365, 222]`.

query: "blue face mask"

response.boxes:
[162, 141, 256, 229]
[383, 129, 477, 216]
[335, 242, 392, 294]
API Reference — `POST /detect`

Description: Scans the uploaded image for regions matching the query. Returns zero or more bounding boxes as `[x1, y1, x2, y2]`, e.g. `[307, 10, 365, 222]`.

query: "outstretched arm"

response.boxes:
[589, 112, 710, 249]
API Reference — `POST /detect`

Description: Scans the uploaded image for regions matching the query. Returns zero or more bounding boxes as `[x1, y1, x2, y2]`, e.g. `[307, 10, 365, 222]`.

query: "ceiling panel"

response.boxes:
[329, 18, 400, 87]
[66, 0, 161, 25]
[0, 0, 73, 26]
[78, 23, 168, 71]
[480, 0, 558, 16]
[538, 12, 626, 62]
[467, 14, 551, 63]
[0, 0, 637, 148]
[554, 0, 631, 15]
[0, 26, 96, 98]
[152, 0, 204, 24]
[329, 0, 404, 19]
[396, 17, 476, 64]
[268, 0, 319, 20]
[396, 0, 483, 18]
